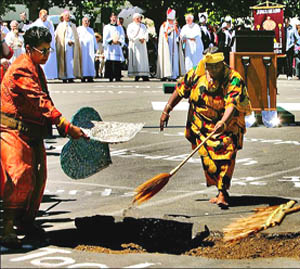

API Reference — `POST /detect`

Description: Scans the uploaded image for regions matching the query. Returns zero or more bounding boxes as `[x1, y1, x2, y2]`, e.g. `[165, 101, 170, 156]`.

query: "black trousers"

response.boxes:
[95, 60, 100, 77]
[104, 60, 121, 80]
[285, 46, 295, 77]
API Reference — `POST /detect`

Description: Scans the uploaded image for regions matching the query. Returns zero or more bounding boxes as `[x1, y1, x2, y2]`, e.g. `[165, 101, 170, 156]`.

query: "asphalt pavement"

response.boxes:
[1, 74, 300, 268]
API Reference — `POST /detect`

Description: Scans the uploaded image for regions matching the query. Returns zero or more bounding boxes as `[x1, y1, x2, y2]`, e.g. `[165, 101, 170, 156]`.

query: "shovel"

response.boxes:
[241, 56, 256, 128]
[262, 57, 278, 128]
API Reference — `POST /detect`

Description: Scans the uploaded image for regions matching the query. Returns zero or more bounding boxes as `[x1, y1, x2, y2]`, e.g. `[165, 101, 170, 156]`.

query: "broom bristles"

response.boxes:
[223, 201, 297, 242]
[133, 173, 171, 204]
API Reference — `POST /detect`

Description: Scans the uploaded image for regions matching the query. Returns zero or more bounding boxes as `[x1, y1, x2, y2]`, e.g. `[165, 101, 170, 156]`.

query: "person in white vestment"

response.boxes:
[127, 13, 150, 81]
[55, 10, 81, 83]
[31, 9, 58, 80]
[18, 12, 31, 33]
[157, 8, 185, 81]
[5, 20, 24, 64]
[77, 16, 98, 82]
[180, 14, 203, 72]
[103, 13, 125, 82]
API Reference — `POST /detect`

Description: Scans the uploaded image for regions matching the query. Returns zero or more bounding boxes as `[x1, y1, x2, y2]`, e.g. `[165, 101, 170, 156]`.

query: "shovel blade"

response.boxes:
[262, 110, 279, 128]
[245, 112, 256, 128]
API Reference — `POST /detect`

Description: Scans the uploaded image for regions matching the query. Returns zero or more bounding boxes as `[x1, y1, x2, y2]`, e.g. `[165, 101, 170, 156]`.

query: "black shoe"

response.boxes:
[81, 78, 86, 82]
[68, 79, 75, 83]
[87, 78, 94, 82]
[62, 79, 67, 83]
[116, 78, 122, 82]
[160, 78, 167, 81]
[135, 76, 140, 81]
[109, 78, 113, 82]
[142, 76, 149, 81]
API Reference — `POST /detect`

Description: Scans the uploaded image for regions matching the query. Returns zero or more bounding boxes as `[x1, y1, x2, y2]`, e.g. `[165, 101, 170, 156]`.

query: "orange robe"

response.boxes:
[0, 53, 61, 220]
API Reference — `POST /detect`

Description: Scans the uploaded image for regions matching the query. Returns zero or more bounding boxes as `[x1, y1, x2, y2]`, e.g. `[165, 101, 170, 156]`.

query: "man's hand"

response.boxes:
[184, 72, 200, 89]
[160, 112, 170, 131]
[68, 41, 74, 46]
[139, 38, 145, 43]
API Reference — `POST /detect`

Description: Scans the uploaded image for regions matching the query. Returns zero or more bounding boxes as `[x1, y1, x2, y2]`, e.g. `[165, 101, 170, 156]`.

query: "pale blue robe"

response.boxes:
[30, 18, 58, 79]
[103, 24, 125, 62]
[180, 23, 204, 71]
[77, 26, 98, 77]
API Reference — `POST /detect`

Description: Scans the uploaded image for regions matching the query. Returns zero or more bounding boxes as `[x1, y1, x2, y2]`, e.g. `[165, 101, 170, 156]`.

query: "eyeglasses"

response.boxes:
[33, 47, 54, 55]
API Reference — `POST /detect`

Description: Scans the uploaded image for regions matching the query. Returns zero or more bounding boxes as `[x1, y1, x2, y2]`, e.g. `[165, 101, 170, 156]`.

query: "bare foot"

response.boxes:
[209, 190, 230, 207]
[216, 191, 229, 206]
[209, 197, 218, 204]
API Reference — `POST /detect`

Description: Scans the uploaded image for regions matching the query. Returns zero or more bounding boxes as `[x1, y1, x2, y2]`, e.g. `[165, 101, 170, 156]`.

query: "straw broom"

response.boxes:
[223, 200, 300, 242]
[133, 131, 216, 205]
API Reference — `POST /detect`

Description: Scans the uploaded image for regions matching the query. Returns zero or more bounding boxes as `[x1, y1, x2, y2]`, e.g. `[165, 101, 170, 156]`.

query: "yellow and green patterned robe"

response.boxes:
[176, 65, 252, 190]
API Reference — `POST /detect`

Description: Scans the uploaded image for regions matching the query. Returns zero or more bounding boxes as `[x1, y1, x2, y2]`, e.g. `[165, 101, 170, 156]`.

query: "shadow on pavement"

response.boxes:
[195, 195, 290, 207]
[45, 215, 211, 254]
[228, 195, 290, 207]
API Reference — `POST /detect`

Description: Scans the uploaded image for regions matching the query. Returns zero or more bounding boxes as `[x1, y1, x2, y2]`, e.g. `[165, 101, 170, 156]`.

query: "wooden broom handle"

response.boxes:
[170, 131, 216, 176]
[285, 205, 300, 214]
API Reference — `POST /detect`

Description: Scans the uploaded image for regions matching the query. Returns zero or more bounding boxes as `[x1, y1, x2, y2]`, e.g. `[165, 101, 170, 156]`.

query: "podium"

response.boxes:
[230, 52, 277, 112]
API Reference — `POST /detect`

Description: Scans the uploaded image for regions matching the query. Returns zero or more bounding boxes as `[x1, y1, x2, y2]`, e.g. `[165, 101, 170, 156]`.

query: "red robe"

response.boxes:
[0, 53, 61, 220]
[0, 45, 13, 83]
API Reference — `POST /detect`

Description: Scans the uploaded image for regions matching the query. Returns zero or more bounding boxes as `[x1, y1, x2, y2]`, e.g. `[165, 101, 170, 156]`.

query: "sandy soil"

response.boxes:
[75, 231, 300, 259]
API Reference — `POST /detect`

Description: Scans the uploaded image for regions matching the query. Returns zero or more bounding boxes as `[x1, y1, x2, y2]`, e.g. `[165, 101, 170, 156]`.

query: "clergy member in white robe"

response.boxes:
[127, 13, 150, 81]
[103, 13, 125, 82]
[180, 14, 203, 72]
[5, 20, 24, 64]
[31, 9, 58, 79]
[157, 8, 185, 81]
[55, 10, 81, 83]
[77, 16, 98, 82]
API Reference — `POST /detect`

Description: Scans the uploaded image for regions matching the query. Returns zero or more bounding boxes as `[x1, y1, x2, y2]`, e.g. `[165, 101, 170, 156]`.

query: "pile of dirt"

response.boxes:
[186, 231, 300, 259]
[76, 243, 146, 254]
[75, 231, 300, 259]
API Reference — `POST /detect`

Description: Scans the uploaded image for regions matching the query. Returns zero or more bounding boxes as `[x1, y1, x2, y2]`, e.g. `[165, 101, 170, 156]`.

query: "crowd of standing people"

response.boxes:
[1, 8, 300, 83]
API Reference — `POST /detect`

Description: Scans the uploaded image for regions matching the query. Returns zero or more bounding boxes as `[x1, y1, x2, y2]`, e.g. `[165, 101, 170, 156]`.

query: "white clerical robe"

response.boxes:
[103, 24, 125, 62]
[157, 21, 185, 79]
[31, 18, 58, 79]
[127, 22, 150, 77]
[77, 26, 98, 77]
[180, 23, 203, 72]
[5, 31, 24, 64]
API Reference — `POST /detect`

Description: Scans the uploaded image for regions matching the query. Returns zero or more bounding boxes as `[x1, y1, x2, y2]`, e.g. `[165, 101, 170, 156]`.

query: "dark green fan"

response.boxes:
[60, 107, 112, 179]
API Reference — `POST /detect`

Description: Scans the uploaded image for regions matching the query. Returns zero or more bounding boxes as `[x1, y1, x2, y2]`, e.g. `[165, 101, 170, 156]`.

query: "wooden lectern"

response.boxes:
[230, 52, 277, 112]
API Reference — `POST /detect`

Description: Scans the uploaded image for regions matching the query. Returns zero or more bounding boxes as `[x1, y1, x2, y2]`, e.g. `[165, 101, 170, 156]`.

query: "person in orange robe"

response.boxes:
[0, 26, 88, 248]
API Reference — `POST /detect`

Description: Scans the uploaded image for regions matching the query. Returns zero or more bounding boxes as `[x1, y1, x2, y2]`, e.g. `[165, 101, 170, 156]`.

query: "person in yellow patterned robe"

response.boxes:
[160, 47, 251, 208]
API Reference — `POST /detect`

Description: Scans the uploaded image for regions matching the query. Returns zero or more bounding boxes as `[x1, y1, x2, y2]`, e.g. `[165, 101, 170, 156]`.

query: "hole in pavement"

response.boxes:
[47, 215, 210, 254]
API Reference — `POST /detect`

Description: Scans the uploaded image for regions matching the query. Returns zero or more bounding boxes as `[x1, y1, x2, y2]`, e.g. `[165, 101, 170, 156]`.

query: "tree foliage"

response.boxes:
[128, 0, 300, 32]
[0, 0, 18, 17]
[2, 0, 300, 28]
